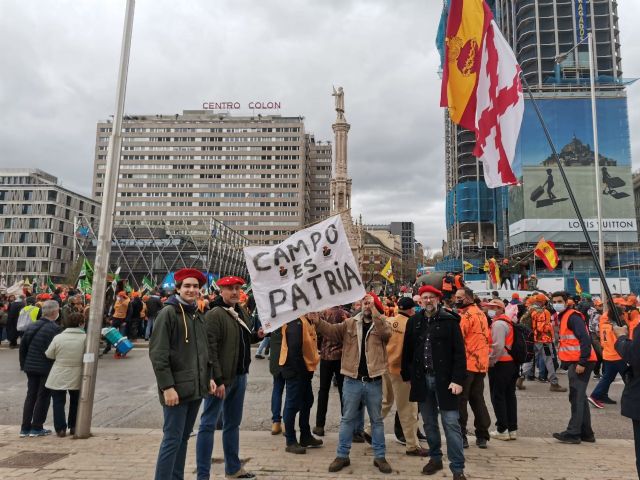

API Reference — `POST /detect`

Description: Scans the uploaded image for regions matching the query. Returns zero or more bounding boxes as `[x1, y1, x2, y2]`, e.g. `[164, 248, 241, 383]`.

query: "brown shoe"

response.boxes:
[550, 383, 567, 392]
[422, 459, 443, 475]
[271, 422, 282, 435]
[328, 457, 350, 472]
[373, 457, 392, 474]
[453, 473, 467, 480]
[516, 376, 526, 390]
[405, 447, 428, 457]
[285, 442, 306, 454]
[312, 426, 325, 436]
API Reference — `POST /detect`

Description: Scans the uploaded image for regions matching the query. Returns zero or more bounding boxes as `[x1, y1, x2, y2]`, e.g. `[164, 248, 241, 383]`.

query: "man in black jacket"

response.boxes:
[19, 300, 60, 437]
[145, 290, 163, 341]
[614, 322, 640, 477]
[7, 295, 26, 348]
[401, 285, 467, 480]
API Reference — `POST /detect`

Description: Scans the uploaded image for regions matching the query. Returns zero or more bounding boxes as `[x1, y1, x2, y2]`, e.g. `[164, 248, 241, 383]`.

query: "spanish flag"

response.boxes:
[441, 0, 491, 130]
[488, 258, 500, 285]
[534, 238, 559, 271]
[380, 258, 395, 284]
[574, 277, 583, 295]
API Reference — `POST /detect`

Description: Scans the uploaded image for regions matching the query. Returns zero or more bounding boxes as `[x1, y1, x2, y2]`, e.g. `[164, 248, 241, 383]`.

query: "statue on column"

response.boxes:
[332, 86, 345, 120]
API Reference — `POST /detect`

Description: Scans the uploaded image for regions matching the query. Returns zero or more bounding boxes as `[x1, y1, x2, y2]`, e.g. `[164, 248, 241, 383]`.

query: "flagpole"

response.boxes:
[520, 75, 621, 326]
[76, 0, 136, 438]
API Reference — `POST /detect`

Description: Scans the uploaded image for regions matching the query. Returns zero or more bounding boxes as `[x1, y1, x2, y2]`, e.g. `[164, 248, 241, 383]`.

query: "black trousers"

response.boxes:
[315, 359, 343, 427]
[7, 316, 19, 347]
[51, 389, 79, 432]
[489, 362, 518, 433]
[633, 419, 640, 479]
[459, 371, 491, 440]
[21, 373, 51, 431]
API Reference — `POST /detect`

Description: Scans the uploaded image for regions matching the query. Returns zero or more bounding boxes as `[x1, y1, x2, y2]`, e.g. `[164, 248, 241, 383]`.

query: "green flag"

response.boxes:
[79, 258, 93, 283]
[124, 282, 133, 294]
[78, 277, 92, 294]
[142, 275, 154, 293]
[33, 278, 39, 294]
[47, 277, 56, 292]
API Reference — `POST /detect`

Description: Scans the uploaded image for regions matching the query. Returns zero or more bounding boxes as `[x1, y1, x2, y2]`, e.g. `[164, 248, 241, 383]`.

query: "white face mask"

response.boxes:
[553, 303, 565, 313]
[487, 310, 496, 318]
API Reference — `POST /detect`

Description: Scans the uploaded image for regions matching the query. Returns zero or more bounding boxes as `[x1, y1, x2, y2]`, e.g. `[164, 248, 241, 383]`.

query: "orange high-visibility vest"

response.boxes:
[454, 274, 464, 289]
[627, 308, 640, 340]
[494, 314, 514, 362]
[442, 278, 453, 292]
[599, 313, 622, 361]
[558, 308, 597, 363]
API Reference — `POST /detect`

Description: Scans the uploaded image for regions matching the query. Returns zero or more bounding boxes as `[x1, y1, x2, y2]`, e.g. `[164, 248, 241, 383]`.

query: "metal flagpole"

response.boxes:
[520, 75, 622, 326]
[75, 0, 136, 438]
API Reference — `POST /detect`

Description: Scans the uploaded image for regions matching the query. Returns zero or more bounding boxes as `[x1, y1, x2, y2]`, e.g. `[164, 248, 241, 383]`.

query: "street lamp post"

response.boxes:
[555, 31, 605, 274]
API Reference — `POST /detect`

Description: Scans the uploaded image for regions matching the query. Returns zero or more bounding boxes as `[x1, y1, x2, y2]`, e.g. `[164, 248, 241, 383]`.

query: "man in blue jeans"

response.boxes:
[196, 276, 263, 480]
[149, 269, 212, 480]
[309, 293, 393, 474]
[401, 285, 467, 480]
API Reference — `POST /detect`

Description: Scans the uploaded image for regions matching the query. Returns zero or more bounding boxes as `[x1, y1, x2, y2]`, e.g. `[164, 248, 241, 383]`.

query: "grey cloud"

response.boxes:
[1, 0, 639, 253]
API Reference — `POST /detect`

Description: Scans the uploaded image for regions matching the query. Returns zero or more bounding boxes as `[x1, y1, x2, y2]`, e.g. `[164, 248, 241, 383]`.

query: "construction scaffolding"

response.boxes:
[73, 216, 250, 290]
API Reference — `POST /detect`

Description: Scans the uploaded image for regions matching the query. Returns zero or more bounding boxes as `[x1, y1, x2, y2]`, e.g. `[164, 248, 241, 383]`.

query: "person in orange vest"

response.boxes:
[453, 272, 465, 291]
[625, 294, 640, 340]
[455, 287, 492, 449]
[441, 272, 455, 303]
[551, 291, 597, 444]
[279, 313, 323, 454]
[487, 299, 518, 441]
[588, 299, 629, 409]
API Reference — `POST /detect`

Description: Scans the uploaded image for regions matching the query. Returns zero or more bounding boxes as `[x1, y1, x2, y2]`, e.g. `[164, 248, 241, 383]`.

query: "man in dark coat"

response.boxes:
[614, 322, 640, 477]
[7, 295, 26, 348]
[402, 285, 467, 480]
[19, 300, 61, 437]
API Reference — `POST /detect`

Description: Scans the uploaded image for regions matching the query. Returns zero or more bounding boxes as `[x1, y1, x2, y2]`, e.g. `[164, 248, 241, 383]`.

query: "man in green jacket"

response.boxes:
[196, 276, 263, 480]
[150, 268, 212, 480]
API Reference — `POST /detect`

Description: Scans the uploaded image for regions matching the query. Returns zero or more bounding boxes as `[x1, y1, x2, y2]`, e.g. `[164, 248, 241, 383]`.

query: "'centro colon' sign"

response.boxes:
[202, 101, 281, 110]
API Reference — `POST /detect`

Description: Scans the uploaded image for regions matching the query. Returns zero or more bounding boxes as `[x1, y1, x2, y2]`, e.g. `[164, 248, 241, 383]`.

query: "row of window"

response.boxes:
[100, 127, 302, 133]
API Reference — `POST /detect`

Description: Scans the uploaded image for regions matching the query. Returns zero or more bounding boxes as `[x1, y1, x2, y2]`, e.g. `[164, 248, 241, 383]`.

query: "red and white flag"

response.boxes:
[441, 1, 523, 188]
[472, 19, 523, 188]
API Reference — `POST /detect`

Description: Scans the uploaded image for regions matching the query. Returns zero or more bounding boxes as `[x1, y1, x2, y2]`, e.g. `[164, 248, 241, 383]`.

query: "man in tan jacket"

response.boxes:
[365, 296, 426, 456]
[309, 293, 393, 474]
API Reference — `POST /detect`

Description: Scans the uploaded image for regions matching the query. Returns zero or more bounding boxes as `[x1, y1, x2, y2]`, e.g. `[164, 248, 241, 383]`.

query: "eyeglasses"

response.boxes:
[422, 296, 439, 302]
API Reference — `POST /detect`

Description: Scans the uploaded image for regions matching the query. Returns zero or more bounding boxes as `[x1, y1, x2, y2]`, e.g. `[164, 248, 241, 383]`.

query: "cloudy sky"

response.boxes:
[1, 1, 639, 252]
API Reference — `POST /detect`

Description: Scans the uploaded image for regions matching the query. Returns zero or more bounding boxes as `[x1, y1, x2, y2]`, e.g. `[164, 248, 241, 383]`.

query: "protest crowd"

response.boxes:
[2, 267, 639, 480]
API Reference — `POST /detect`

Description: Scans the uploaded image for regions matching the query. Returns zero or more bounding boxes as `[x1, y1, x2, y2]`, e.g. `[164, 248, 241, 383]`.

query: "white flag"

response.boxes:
[244, 215, 365, 333]
[473, 19, 523, 188]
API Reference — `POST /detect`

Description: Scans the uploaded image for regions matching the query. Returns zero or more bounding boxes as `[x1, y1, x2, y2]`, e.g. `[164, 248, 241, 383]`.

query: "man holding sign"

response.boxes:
[307, 293, 393, 474]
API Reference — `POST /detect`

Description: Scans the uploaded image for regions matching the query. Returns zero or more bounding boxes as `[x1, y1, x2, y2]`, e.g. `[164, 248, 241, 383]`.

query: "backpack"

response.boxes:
[506, 322, 534, 364]
[17, 306, 37, 332]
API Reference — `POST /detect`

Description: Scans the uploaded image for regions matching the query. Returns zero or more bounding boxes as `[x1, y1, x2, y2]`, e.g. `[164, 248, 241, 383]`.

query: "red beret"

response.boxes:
[174, 268, 207, 287]
[418, 285, 443, 298]
[368, 292, 384, 314]
[217, 276, 246, 287]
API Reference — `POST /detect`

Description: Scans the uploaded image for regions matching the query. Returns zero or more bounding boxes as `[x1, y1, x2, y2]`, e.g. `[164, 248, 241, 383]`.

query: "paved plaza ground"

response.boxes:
[0, 343, 637, 478]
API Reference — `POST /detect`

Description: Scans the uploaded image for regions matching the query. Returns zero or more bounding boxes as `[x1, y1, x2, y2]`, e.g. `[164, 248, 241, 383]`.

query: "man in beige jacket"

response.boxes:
[309, 293, 392, 474]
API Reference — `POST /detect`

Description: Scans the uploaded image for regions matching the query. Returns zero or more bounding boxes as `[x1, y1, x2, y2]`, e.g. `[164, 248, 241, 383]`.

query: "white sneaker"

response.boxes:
[509, 430, 517, 440]
[490, 430, 511, 441]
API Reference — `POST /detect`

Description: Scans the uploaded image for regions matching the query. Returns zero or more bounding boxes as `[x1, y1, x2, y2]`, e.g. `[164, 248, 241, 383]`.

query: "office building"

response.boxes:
[0, 169, 100, 284]
[92, 111, 331, 245]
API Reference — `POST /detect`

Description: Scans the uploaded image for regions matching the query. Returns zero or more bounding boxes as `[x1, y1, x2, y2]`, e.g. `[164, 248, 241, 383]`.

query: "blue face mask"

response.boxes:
[553, 303, 565, 313]
[414, 306, 423, 313]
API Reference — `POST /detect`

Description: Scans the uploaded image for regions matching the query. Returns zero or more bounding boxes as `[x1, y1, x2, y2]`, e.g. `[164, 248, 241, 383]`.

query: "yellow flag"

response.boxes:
[463, 261, 473, 271]
[380, 258, 395, 284]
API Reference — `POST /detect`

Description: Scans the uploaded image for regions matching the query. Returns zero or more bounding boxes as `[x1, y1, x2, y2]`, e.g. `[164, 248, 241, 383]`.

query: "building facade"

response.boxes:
[92, 111, 331, 245]
[0, 169, 100, 284]
[364, 222, 420, 283]
[360, 230, 403, 293]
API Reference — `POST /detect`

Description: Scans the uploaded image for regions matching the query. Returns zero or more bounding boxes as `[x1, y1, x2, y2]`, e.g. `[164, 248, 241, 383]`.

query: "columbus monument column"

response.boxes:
[330, 87, 361, 258]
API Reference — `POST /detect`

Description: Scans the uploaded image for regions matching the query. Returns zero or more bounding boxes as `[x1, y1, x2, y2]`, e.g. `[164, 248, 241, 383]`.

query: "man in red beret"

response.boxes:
[149, 268, 212, 480]
[401, 285, 467, 479]
[196, 276, 263, 480]
[307, 294, 393, 475]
